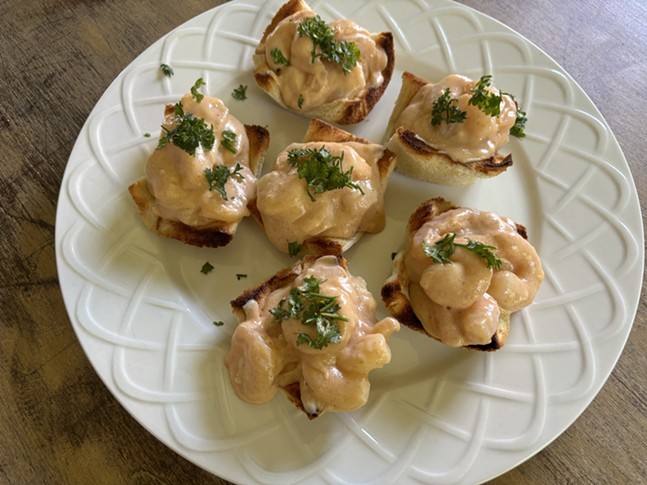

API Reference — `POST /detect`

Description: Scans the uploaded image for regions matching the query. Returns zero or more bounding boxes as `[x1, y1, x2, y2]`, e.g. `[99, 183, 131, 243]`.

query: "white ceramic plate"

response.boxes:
[55, 0, 644, 483]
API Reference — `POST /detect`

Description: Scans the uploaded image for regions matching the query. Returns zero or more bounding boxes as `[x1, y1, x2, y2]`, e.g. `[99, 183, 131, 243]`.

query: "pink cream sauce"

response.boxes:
[256, 141, 386, 254]
[396, 74, 517, 163]
[225, 256, 400, 415]
[262, 9, 387, 111]
[405, 208, 544, 347]
[145, 93, 255, 227]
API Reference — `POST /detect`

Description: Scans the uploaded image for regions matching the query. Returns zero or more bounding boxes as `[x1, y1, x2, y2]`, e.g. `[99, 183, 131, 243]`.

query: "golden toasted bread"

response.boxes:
[381, 197, 533, 351]
[253, 0, 395, 125]
[384, 71, 513, 186]
[248, 118, 397, 256]
[128, 123, 270, 248]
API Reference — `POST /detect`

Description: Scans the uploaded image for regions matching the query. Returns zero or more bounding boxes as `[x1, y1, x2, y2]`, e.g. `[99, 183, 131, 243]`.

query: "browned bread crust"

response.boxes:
[248, 118, 397, 256]
[128, 123, 270, 248]
[253, 0, 395, 125]
[384, 71, 513, 186]
[230, 254, 347, 419]
[381, 197, 528, 351]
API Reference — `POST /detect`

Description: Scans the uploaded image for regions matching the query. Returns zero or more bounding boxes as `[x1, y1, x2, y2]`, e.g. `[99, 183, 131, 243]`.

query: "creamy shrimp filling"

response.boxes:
[395, 74, 518, 163]
[224, 256, 400, 414]
[404, 208, 543, 347]
[262, 9, 387, 111]
[145, 93, 256, 227]
[256, 141, 385, 254]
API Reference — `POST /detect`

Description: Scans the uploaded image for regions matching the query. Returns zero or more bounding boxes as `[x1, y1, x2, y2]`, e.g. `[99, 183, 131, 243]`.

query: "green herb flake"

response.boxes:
[468, 75, 503, 116]
[201, 261, 215, 274]
[212, 320, 225, 327]
[220, 130, 238, 154]
[236, 273, 247, 280]
[232, 84, 248, 101]
[431, 88, 467, 126]
[270, 47, 290, 66]
[422, 233, 502, 270]
[157, 109, 215, 156]
[287, 146, 364, 201]
[160, 63, 174, 77]
[204, 163, 245, 200]
[510, 105, 527, 138]
[173, 102, 184, 117]
[191, 77, 206, 103]
[288, 241, 301, 257]
[297, 94, 304, 110]
[143, 132, 151, 138]
[269, 276, 346, 350]
[297, 15, 360, 74]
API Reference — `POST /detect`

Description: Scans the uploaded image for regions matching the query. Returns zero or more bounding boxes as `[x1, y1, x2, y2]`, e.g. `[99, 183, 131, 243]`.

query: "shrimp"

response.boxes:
[487, 231, 544, 312]
[410, 283, 501, 347]
[419, 244, 493, 308]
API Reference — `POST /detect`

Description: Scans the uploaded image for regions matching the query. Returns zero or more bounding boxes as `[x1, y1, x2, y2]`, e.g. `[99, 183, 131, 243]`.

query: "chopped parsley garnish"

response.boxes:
[288, 241, 301, 257]
[143, 132, 151, 138]
[287, 146, 364, 202]
[157, 104, 215, 156]
[212, 320, 225, 326]
[468, 75, 502, 116]
[510, 104, 527, 138]
[431, 88, 467, 126]
[270, 276, 346, 350]
[235, 273, 247, 280]
[191, 77, 206, 103]
[297, 94, 304, 110]
[297, 15, 360, 74]
[232, 84, 248, 100]
[422, 233, 502, 270]
[201, 261, 215, 274]
[204, 163, 245, 200]
[270, 47, 290, 66]
[431, 75, 527, 136]
[220, 130, 238, 154]
[160, 63, 174, 77]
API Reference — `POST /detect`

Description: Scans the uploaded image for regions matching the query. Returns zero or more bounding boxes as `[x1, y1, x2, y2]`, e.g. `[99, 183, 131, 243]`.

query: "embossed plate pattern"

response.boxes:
[55, 0, 644, 483]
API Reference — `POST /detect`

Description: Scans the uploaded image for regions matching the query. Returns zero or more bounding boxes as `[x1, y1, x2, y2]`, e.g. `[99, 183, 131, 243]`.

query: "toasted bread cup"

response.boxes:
[253, 0, 395, 124]
[229, 255, 335, 419]
[129, 118, 270, 248]
[227, 254, 399, 419]
[381, 197, 536, 351]
[384, 71, 513, 186]
[249, 118, 397, 256]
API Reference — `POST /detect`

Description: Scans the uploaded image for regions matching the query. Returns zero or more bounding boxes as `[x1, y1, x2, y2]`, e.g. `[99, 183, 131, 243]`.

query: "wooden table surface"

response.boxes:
[2, 0, 645, 483]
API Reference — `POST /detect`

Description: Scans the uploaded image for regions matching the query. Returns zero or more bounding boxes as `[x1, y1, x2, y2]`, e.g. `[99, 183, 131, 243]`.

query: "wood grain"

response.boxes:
[1, 0, 645, 484]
